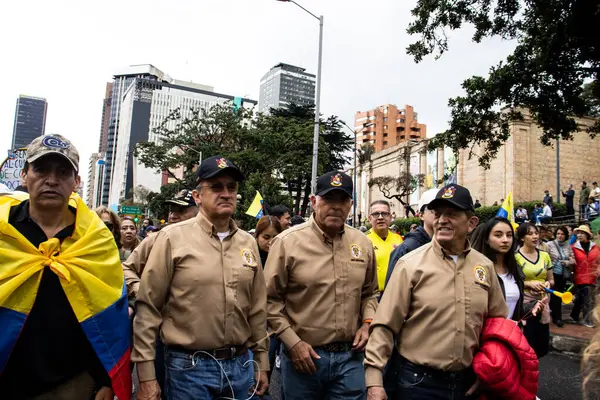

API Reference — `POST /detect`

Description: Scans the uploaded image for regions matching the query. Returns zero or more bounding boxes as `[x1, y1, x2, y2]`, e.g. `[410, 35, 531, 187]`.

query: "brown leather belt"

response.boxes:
[169, 345, 248, 360]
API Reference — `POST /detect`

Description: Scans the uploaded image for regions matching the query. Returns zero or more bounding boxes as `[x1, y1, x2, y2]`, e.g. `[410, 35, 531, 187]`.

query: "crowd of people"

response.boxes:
[2, 133, 600, 400]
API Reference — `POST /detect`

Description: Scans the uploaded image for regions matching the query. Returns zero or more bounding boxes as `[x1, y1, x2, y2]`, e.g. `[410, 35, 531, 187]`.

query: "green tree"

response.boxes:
[407, 0, 600, 167]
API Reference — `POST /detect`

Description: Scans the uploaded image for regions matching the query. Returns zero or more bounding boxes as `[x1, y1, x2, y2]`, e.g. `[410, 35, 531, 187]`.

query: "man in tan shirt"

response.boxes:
[133, 155, 269, 400]
[122, 189, 199, 300]
[265, 170, 379, 400]
[365, 184, 508, 400]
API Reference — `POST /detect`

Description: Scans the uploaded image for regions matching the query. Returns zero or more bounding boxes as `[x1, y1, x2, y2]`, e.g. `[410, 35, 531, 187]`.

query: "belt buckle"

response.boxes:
[229, 346, 236, 359]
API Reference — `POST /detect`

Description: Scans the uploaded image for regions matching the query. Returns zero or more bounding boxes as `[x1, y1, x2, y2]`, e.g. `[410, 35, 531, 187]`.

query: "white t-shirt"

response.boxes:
[498, 272, 519, 319]
[217, 231, 230, 241]
[449, 255, 459, 264]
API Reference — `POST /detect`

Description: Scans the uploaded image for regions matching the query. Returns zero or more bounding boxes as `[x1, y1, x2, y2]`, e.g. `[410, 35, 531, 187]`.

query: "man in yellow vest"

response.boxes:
[366, 200, 404, 293]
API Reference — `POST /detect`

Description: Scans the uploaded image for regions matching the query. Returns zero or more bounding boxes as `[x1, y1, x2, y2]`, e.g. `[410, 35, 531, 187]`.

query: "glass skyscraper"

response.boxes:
[11, 95, 48, 149]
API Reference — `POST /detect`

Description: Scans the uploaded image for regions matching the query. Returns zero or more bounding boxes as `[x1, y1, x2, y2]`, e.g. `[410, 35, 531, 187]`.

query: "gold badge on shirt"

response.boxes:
[474, 266, 488, 285]
[350, 244, 362, 259]
[241, 248, 258, 269]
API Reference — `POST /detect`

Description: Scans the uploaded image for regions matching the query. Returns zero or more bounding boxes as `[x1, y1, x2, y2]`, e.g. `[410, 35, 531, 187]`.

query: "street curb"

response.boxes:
[549, 332, 590, 357]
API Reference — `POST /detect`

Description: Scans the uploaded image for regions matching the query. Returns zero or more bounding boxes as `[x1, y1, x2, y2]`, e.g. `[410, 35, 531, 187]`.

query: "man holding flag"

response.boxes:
[0, 134, 131, 400]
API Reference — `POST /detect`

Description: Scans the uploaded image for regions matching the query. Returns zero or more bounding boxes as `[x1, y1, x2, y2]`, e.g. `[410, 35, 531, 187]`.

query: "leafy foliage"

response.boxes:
[133, 102, 352, 226]
[408, 0, 600, 167]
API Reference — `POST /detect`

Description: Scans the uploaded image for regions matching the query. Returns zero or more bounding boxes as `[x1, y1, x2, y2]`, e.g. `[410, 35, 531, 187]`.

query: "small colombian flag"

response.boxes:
[245, 191, 264, 219]
[496, 191, 518, 230]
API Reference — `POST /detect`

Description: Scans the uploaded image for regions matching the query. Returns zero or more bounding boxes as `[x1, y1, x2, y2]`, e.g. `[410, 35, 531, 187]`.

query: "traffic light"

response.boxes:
[134, 216, 139, 223]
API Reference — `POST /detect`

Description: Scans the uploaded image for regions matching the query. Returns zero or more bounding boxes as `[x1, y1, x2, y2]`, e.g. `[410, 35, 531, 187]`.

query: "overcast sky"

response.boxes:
[0, 0, 516, 183]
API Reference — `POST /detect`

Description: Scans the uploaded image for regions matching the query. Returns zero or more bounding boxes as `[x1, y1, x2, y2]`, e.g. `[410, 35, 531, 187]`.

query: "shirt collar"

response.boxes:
[431, 237, 472, 260]
[309, 215, 344, 243]
[196, 210, 238, 238]
[10, 199, 77, 224]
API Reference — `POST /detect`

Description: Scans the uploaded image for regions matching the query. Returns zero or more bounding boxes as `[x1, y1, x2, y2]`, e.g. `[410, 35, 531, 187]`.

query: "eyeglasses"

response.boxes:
[200, 182, 239, 193]
[370, 212, 391, 218]
[104, 222, 114, 231]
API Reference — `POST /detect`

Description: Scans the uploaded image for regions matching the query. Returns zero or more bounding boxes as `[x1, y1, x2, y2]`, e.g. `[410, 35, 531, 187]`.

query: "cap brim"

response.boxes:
[427, 198, 473, 211]
[316, 187, 353, 198]
[28, 151, 78, 172]
[198, 167, 245, 182]
[165, 199, 189, 206]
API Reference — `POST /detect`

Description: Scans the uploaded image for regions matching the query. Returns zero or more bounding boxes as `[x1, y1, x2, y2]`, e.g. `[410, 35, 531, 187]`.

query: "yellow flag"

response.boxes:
[245, 191, 264, 218]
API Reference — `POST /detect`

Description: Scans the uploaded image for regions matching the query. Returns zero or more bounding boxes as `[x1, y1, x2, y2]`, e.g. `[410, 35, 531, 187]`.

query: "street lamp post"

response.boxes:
[342, 121, 374, 227]
[277, 0, 323, 196]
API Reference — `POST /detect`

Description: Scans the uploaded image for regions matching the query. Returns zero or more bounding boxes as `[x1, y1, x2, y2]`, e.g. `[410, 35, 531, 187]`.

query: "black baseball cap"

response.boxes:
[165, 189, 196, 207]
[427, 184, 474, 212]
[195, 155, 245, 184]
[315, 171, 353, 198]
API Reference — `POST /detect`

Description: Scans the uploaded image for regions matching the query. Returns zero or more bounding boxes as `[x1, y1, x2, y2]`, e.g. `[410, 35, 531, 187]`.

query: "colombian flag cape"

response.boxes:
[0, 193, 131, 400]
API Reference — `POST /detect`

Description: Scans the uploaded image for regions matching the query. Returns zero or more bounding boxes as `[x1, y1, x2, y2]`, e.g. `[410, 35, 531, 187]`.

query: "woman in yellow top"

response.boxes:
[515, 222, 554, 358]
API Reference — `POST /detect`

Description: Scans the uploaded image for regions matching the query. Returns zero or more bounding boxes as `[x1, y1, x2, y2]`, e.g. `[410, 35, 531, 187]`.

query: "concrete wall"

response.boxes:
[457, 111, 599, 205]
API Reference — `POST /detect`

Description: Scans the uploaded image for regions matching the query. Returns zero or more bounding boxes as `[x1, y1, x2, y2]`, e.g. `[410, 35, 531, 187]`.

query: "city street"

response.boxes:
[538, 353, 584, 400]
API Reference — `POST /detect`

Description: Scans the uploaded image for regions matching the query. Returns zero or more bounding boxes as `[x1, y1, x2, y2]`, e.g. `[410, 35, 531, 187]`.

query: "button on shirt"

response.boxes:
[364, 239, 507, 387]
[0, 200, 110, 397]
[132, 212, 269, 382]
[264, 216, 379, 349]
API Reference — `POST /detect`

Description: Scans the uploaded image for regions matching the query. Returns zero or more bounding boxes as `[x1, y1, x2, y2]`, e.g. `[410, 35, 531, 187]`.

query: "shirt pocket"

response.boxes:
[235, 266, 256, 314]
[466, 283, 489, 328]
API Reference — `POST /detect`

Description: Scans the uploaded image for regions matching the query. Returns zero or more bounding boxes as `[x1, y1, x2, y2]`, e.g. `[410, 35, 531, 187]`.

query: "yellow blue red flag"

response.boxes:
[245, 191, 264, 219]
[0, 193, 131, 399]
[496, 191, 518, 229]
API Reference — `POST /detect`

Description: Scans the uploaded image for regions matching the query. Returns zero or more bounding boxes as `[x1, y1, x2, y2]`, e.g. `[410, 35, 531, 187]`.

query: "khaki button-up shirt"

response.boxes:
[132, 212, 269, 382]
[364, 239, 508, 387]
[264, 217, 379, 349]
[122, 233, 157, 299]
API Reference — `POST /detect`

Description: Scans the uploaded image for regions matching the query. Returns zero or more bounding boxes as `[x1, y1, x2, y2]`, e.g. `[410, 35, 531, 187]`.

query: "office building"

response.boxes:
[98, 83, 113, 153]
[11, 95, 48, 149]
[100, 65, 168, 206]
[258, 63, 315, 114]
[86, 152, 103, 208]
[104, 65, 257, 207]
[354, 104, 427, 153]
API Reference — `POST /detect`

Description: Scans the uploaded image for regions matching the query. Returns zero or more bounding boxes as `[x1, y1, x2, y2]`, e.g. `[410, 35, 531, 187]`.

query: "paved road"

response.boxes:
[538, 352, 587, 400]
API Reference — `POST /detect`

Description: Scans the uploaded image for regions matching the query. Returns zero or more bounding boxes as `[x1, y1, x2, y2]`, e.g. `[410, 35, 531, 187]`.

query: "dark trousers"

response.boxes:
[566, 203, 574, 216]
[571, 284, 596, 324]
[550, 274, 566, 322]
[523, 315, 550, 358]
[396, 357, 476, 400]
[580, 204, 587, 220]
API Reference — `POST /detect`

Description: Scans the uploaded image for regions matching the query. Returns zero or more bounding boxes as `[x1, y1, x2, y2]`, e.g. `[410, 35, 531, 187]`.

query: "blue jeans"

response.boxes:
[397, 358, 476, 400]
[280, 347, 366, 400]
[165, 348, 253, 400]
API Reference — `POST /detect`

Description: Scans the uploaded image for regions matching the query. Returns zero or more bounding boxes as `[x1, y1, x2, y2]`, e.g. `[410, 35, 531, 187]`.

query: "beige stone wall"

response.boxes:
[458, 111, 599, 205]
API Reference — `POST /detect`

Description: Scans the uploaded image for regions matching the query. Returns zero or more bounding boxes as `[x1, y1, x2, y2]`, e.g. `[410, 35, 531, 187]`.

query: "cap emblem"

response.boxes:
[441, 186, 455, 199]
[216, 158, 229, 169]
[330, 173, 343, 187]
[42, 135, 70, 149]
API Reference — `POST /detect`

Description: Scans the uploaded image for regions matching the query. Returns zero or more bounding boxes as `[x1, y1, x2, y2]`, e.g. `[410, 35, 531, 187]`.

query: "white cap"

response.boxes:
[417, 188, 440, 212]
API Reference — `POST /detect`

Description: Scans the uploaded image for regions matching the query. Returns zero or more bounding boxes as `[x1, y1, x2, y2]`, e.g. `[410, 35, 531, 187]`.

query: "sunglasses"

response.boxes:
[370, 212, 391, 218]
[200, 182, 239, 193]
[104, 221, 114, 231]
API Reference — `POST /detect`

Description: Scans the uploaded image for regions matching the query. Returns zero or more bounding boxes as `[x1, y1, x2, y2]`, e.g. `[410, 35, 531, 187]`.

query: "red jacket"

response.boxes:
[473, 318, 539, 400]
[572, 241, 600, 285]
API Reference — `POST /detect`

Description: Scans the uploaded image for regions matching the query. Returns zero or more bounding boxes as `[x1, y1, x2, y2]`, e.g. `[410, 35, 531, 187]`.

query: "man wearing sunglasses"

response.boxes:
[366, 200, 404, 294]
[264, 171, 378, 400]
[133, 155, 269, 400]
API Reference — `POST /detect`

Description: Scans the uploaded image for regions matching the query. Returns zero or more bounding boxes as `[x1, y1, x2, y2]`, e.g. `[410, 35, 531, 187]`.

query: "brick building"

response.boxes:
[354, 104, 426, 152]
[457, 109, 600, 206]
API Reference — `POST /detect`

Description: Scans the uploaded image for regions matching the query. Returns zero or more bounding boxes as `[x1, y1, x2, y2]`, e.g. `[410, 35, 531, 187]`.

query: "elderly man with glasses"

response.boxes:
[132, 155, 269, 400]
